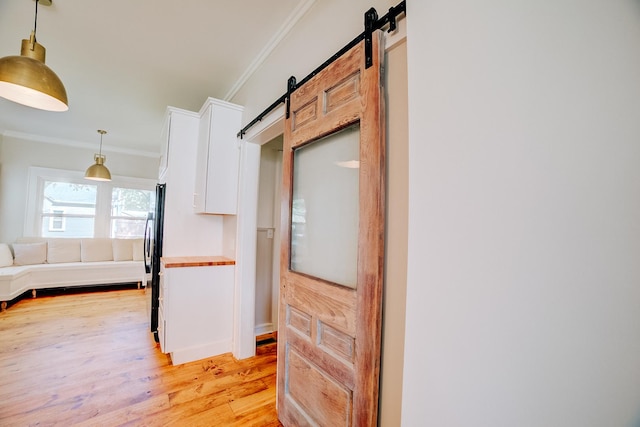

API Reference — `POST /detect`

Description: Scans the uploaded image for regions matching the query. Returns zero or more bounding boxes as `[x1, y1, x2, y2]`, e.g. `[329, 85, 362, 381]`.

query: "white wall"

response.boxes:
[0, 134, 158, 243]
[403, 1, 640, 426]
[257, 141, 281, 229]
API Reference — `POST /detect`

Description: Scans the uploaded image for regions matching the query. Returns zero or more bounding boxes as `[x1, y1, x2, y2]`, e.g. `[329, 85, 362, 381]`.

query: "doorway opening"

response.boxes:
[255, 135, 283, 340]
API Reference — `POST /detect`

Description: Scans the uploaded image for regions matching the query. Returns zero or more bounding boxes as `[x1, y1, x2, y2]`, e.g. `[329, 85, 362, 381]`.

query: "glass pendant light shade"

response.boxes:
[85, 130, 111, 181]
[0, 1, 68, 112]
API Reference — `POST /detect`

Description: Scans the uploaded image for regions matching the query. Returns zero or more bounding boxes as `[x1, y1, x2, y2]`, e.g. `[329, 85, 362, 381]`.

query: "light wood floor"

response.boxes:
[0, 286, 281, 426]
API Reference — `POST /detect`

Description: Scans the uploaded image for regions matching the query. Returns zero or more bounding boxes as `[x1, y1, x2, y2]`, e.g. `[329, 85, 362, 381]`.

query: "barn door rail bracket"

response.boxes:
[237, 0, 406, 139]
[285, 76, 297, 119]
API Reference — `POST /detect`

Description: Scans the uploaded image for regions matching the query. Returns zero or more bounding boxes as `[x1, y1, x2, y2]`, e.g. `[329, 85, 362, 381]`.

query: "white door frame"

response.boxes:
[233, 105, 285, 359]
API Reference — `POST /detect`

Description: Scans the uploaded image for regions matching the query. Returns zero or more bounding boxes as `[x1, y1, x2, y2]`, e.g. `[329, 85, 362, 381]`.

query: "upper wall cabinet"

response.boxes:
[159, 107, 199, 185]
[194, 98, 244, 215]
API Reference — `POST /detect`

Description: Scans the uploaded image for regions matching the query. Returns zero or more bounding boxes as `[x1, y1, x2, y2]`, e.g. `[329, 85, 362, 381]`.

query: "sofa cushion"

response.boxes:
[13, 242, 47, 265]
[112, 239, 133, 261]
[132, 239, 144, 261]
[48, 239, 81, 263]
[0, 243, 15, 267]
[81, 238, 113, 262]
[15, 237, 46, 244]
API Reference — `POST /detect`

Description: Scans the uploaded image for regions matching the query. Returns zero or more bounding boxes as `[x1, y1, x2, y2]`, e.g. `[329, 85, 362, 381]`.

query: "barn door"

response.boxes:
[277, 30, 385, 426]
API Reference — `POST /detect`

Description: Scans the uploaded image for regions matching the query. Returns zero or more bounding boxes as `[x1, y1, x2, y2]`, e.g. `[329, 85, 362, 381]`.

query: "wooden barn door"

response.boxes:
[277, 31, 385, 426]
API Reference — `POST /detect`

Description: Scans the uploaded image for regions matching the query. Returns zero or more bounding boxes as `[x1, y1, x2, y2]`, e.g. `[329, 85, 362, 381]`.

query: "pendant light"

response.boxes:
[0, 0, 68, 112]
[85, 130, 111, 181]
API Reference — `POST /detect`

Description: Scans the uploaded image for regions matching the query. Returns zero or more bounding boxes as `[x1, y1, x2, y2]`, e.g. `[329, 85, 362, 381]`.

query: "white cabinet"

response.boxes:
[159, 258, 235, 365]
[159, 107, 199, 184]
[194, 98, 244, 215]
[159, 107, 224, 257]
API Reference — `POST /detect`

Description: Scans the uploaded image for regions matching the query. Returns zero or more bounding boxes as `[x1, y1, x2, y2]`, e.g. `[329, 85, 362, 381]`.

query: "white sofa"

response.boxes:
[0, 237, 146, 311]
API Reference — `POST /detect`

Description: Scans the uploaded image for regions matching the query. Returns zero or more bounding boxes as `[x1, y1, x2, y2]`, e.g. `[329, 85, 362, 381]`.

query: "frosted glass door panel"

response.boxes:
[290, 124, 359, 288]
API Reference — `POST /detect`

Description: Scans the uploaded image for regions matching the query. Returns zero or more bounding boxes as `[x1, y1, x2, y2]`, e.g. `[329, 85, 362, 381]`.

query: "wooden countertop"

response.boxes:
[161, 256, 235, 268]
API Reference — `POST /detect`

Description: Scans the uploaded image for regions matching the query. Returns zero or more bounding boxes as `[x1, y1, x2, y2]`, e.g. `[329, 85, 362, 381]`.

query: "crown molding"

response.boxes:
[224, 0, 317, 102]
[1, 130, 159, 158]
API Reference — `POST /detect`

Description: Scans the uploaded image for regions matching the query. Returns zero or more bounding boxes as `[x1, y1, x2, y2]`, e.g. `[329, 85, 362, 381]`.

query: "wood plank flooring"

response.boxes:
[0, 286, 281, 426]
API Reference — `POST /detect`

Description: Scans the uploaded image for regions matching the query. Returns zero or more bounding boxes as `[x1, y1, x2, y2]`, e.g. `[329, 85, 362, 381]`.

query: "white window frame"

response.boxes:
[25, 166, 156, 238]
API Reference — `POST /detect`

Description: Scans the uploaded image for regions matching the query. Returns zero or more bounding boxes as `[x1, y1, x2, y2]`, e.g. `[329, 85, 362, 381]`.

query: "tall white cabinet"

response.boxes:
[194, 98, 244, 215]
[155, 99, 243, 365]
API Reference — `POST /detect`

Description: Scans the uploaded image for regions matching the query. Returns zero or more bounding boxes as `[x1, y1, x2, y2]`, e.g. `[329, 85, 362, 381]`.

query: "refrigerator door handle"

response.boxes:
[143, 215, 151, 274]
[143, 217, 148, 249]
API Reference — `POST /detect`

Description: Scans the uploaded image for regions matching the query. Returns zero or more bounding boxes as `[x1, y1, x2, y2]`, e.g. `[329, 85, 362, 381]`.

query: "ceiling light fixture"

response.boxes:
[0, 0, 68, 112]
[85, 130, 111, 181]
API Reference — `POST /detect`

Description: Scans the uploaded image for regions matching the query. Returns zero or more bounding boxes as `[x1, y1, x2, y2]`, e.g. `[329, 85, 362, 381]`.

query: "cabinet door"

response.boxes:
[193, 104, 212, 213]
[162, 265, 234, 353]
[203, 104, 241, 214]
[158, 265, 167, 352]
[193, 100, 243, 215]
[159, 114, 171, 182]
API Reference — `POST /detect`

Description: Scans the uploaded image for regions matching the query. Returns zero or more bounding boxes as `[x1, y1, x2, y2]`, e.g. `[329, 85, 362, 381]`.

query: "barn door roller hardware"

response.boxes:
[238, 0, 406, 139]
[364, 8, 378, 69]
[365, 2, 405, 68]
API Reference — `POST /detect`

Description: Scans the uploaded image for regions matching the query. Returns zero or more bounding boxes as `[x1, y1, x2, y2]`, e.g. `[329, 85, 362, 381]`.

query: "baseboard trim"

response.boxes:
[170, 339, 232, 365]
[255, 323, 275, 337]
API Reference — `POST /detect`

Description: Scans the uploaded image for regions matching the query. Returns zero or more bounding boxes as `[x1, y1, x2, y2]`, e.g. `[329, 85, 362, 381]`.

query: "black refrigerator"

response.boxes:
[144, 183, 166, 343]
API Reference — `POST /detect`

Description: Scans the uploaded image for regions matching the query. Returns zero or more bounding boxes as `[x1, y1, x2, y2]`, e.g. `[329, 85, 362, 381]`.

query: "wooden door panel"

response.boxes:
[286, 330, 356, 389]
[279, 30, 384, 427]
[289, 44, 364, 148]
[287, 348, 352, 426]
[284, 273, 357, 334]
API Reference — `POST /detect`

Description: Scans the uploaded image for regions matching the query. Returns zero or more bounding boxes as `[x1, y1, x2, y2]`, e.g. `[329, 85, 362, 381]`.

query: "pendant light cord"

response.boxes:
[97, 130, 106, 157]
[33, 0, 39, 41]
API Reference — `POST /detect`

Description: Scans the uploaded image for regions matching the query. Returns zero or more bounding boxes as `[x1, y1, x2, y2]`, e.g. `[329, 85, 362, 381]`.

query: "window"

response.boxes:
[110, 187, 153, 238]
[26, 167, 156, 238]
[48, 209, 67, 232]
[41, 181, 97, 237]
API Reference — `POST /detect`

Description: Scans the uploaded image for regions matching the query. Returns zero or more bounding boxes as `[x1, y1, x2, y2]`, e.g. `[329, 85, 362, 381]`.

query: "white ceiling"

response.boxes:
[0, 0, 309, 155]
